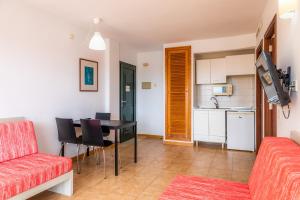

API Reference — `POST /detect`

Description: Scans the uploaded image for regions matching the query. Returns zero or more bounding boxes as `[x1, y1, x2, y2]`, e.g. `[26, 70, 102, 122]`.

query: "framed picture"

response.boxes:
[79, 58, 98, 92]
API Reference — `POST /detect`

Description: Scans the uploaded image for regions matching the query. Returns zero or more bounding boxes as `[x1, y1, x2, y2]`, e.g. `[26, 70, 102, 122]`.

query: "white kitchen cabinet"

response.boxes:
[210, 58, 227, 84]
[209, 110, 226, 137]
[226, 54, 255, 76]
[193, 109, 226, 146]
[193, 110, 209, 140]
[196, 60, 211, 84]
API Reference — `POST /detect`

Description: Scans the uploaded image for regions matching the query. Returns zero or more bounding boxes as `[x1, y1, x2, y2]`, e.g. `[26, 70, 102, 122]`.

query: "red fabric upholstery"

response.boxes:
[0, 153, 72, 200]
[160, 176, 251, 200]
[0, 120, 72, 199]
[160, 137, 300, 200]
[0, 120, 38, 162]
[248, 137, 300, 200]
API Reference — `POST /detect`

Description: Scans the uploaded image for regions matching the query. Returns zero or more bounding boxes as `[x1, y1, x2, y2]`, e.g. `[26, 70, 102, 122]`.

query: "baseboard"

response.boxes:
[138, 133, 163, 139]
[163, 140, 193, 146]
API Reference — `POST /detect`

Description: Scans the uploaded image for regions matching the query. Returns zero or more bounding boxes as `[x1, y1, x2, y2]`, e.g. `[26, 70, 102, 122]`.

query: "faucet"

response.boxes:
[210, 97, 219, 109]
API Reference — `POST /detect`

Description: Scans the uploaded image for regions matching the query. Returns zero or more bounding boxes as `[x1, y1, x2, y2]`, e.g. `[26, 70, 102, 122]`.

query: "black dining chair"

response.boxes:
[55, 118, 82, 174]
[95, 112, 111, 137]
[80, 119, 113, 178]
[95, 112, 122, 169]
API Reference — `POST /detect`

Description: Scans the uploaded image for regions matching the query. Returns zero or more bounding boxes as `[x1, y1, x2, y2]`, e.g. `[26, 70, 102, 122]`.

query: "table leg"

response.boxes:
[115, 128, 119, 176]
[134, 124, 137, 163]
[87, 147, 90, 157]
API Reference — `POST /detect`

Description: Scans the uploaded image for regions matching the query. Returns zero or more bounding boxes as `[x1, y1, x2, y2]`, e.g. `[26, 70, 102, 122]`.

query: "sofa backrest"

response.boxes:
[0, 120, 38, 163]
[249, 137, 300, 200]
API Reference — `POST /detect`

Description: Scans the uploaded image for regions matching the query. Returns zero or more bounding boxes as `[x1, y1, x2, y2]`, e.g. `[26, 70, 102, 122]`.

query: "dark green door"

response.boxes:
[120, 61, 136, 143]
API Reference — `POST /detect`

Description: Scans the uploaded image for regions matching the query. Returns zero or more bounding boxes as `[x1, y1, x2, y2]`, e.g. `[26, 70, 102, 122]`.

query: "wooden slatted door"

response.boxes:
[165, 46, 191, 141]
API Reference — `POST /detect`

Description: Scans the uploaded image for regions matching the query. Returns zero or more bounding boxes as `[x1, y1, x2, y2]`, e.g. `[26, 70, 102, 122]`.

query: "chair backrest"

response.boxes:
[248, 137, 300, 200]
[0, 120, 38, 163]
[95, 113, 111, 120]
[56, 118, 78, 143]
[95, 113, 111, 135]
[80, 119, 104, 147]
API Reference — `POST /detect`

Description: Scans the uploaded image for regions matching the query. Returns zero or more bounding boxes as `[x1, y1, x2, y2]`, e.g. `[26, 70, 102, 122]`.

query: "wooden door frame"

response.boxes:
[165, 46, 192, 142]
[263, 15, 277, 137]
[255, 40, 263, 152]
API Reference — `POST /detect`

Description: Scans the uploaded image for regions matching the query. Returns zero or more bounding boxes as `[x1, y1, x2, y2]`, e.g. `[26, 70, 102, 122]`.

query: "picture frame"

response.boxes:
[79, 58, 98, 92]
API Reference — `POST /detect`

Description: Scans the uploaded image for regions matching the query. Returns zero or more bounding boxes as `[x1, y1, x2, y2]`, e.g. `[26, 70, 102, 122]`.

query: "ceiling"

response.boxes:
[24, 0, 267, 51]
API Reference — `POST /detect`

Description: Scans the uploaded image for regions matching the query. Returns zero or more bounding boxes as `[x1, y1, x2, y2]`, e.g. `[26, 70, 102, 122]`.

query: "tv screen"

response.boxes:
[256, 51, 290, 106]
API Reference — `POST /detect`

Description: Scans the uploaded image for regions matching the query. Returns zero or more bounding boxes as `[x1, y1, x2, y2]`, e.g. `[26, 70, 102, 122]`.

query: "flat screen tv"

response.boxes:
[256, 51, 290, 106]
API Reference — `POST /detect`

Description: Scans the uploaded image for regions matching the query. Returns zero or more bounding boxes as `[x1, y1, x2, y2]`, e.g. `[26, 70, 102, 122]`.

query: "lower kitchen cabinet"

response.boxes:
[193, 109, 226, 147]
[193, 110, 209, 140]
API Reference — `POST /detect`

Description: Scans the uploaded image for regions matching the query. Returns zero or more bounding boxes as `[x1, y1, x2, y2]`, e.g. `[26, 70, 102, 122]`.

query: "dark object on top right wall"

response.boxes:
[256, 50, 291, 106]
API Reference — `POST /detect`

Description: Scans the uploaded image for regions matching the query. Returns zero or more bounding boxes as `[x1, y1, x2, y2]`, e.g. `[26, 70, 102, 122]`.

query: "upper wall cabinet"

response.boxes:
[196, 60, 211, 84]
[225, 54, 255, 76]
[210, 58, 226, 84]
[196, 58, 226, 84]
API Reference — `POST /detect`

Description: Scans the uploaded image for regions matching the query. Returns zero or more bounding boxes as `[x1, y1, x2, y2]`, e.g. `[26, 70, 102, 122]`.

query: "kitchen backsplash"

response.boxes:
[195, 75, 255, 108]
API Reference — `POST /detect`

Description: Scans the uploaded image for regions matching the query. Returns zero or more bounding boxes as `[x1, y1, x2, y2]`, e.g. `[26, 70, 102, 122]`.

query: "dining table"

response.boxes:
[71, 119, 137, 176]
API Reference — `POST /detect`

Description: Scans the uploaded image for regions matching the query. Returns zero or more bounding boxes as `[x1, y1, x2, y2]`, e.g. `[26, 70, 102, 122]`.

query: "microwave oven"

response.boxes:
[212, 84, 233, 96]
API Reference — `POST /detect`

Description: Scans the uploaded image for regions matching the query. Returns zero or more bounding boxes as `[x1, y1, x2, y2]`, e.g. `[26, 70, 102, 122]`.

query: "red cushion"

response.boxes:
[0, 120, 38, 162]
[248, 137, 300, 200]
[0, 153, 72, 199]
[159, 176, 251, 200]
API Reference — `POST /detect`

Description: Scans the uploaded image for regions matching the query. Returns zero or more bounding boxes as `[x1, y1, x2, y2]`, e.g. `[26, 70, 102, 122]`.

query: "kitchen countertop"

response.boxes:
[193, 107, 255, 112]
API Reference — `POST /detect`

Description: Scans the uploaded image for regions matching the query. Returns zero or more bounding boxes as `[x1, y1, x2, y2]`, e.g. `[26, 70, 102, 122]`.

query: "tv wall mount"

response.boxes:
[277, 66, 292, 90]
[276, 66, 295, 119]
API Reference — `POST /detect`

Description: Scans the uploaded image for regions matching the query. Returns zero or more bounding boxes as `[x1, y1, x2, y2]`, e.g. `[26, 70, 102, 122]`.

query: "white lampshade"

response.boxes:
[89, 32, 106, 50]
[279, 0, 297, 19]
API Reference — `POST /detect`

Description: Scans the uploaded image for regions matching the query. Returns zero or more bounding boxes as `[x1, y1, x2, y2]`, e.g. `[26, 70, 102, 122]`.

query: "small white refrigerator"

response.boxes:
[227, 111, 255, 151]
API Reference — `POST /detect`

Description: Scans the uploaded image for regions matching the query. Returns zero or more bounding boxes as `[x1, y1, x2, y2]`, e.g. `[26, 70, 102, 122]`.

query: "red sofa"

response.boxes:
[160, 137, 300, 200]
[0, 120, 73, 200]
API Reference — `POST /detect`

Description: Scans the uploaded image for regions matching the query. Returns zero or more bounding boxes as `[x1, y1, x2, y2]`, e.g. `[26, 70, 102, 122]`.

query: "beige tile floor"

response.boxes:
[30, 137, 255, 200]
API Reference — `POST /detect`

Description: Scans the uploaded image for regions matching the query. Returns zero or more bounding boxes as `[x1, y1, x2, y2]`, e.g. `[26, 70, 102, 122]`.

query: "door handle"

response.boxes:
[121, 101, 127, 103]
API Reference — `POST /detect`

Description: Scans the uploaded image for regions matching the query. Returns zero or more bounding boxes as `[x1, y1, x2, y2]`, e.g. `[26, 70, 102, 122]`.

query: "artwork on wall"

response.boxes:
[79, 58, 98, 92]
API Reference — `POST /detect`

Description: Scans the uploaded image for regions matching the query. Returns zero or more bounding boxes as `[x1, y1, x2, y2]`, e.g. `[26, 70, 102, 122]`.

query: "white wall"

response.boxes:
[137, 51, 164, 136]
[120, 44, 139, 66]
[0, 1, 139, 156]
[164, 34, 256, 53]
[105, 39, 120, 120]
[258, 0, 300, 137]
[0, 1, 106, 156]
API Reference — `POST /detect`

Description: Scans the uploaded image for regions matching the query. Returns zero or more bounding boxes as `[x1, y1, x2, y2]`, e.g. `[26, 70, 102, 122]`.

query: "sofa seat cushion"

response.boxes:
[0, 153, 72, 199]
[160, 176, 251, 200]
